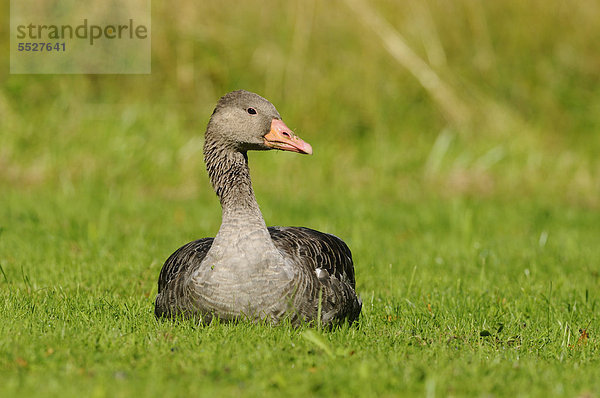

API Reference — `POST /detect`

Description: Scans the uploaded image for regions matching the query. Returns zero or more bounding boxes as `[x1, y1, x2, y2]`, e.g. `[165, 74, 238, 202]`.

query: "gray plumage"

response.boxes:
[154, 90, 361, 326]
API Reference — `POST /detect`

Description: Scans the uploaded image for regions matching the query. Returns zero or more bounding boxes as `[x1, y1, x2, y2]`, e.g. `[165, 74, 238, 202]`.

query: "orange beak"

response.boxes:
[264, 119, 313, 155]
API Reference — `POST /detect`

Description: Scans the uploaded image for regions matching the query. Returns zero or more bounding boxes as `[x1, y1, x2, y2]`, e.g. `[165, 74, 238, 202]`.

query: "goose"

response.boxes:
[155, 90, 361, 326]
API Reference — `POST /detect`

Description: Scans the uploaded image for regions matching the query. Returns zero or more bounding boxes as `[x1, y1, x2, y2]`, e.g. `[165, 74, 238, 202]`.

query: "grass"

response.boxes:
[1, 0, 600, 396]
[1, 191, 598, 397]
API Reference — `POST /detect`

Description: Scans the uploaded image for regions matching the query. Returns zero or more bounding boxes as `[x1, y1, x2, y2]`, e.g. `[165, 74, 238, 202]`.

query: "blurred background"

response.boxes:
[1, 0, 599, 294]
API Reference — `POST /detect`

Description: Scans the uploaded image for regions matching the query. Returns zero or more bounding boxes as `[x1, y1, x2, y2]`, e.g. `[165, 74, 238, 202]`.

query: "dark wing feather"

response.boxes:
[268, 226, 356, 288]
[157, 238, 214, 294]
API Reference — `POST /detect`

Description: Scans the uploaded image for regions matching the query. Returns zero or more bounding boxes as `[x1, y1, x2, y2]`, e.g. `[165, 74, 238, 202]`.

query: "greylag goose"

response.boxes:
[155, 90, 361, 326]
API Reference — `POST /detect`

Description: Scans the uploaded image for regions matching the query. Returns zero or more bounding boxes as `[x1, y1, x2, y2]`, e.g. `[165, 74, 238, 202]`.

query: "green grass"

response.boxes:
[1, 191, 598, 397]
[1, 0, 600, 396]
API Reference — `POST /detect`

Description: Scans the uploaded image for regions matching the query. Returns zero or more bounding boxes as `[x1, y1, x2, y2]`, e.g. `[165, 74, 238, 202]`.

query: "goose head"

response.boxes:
[206, 90, 313, 155]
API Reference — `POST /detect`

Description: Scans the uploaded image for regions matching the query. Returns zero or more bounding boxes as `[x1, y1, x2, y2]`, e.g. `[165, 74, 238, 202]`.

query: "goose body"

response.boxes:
[154, 90, 361, 326]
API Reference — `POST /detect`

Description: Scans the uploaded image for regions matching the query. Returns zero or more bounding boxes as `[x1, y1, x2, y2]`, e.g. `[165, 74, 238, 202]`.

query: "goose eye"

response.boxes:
[247, 107, 257, 115]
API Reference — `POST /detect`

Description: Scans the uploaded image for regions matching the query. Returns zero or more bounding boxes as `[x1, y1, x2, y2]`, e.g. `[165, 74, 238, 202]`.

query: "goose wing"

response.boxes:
[268, 226, 356, 288]
[156, 237, 214, 294]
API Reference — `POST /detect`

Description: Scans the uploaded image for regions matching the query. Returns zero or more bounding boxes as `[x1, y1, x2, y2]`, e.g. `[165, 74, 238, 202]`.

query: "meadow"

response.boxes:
[1, 0, 599, 396]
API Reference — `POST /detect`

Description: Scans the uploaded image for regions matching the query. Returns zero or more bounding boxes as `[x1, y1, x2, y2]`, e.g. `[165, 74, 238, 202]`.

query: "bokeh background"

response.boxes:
[3, 0, 599, 192]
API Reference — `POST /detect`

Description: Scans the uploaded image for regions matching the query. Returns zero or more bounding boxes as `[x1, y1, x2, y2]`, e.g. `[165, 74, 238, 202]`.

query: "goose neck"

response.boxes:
[204, 140, 268, 239]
